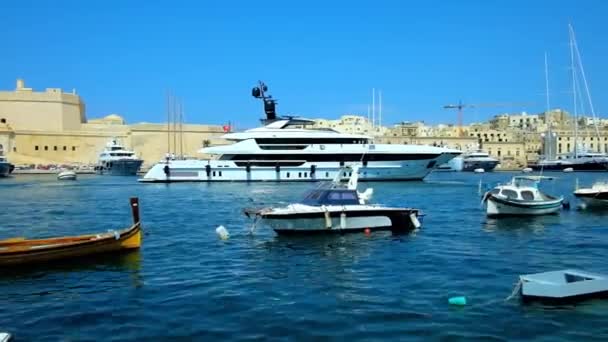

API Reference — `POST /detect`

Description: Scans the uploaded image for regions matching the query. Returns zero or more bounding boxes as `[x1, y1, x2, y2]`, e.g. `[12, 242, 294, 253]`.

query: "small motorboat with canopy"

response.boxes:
[244, 165, 423, 235]
[482, 176, 563, 216]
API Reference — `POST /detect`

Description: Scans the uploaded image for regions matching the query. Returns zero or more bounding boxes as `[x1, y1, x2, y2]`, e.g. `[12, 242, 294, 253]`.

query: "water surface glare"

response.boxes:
[1, 172, 608, 341]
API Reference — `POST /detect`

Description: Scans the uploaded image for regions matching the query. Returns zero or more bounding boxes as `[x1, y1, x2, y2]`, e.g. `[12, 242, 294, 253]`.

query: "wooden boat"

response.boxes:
[0, 198, 142, 266]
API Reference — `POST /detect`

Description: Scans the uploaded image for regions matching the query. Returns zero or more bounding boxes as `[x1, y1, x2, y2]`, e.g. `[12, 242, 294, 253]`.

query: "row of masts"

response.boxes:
[543, 24, 602, 159]
[166, 92, 186, 159]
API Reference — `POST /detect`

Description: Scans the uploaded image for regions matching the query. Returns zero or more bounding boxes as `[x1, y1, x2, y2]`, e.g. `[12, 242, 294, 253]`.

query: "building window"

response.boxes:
[63, 146, 67, 151]
[497, 150, 501, 157]
[13, 147, 16, 152]
[35, 146, 39, 151]
[44, 146, 48, 151]
[516, 150, 520, 156]
[72, 146, 76, 151]
[53, 146, 57, 151]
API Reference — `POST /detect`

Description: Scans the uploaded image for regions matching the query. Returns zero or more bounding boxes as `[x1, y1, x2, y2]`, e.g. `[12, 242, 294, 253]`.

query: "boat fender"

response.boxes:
[163, 164, 170, 176]
[562, 200, 571, 210]
[205, 164, 211, 176]
[246, 163, 251, 173]
[448, 296, 467, 306]
[216, 225, 229, 240]
[323, 206, 332, 229]
[409, 213, 421, 229]
[310, 164, 316, 175]
[340, 212, 346, 229]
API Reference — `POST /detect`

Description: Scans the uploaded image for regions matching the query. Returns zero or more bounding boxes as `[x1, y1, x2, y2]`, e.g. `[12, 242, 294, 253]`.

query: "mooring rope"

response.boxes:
[504, 279, 523, 302]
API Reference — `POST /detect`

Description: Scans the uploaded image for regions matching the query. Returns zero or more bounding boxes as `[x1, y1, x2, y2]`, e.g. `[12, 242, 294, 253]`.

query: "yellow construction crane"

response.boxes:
[443, 101, 534, 137]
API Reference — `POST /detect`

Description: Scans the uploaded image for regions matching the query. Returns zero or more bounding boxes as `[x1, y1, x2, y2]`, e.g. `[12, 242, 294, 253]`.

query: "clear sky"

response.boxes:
[1, 0, 607, 128]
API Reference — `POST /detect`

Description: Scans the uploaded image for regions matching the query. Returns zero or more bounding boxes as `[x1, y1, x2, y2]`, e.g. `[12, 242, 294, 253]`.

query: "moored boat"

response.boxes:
[0, 198, 142, 266]
[483, 176, 563, 216]
[519, 269, 608, 304]
[95, 139, 143, 176]
[574, 181, 608, 208]
[0, 154, 13, 177]
[244, 165, 423, 235]
[57, 170, 77, 181]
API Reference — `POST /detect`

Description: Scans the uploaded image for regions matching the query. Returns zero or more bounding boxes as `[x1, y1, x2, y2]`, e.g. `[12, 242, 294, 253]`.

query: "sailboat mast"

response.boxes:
[569, 26, 578, 158]
[379, 90, 382, 128]
[544, 52, 552, 159]
[372, 88, 376, 128]
[166, 91, 170, 158]
[570, 24, 602, 152]
[180, 100, 184, 158]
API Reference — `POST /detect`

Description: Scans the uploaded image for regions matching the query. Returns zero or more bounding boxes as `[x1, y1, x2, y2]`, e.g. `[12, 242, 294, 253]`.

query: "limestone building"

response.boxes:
[0, 79, 224, 167]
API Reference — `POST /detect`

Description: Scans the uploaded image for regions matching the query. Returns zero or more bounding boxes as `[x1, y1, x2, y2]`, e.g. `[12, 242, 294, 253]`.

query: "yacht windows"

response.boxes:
[304, 172, 308, 177]
[109, 153, 133, 157]
[298, 172, 302, 178]
[521, 191, 534, 201]
[501, 189, 518, 199]
[325, 172, 329, 177]
[286, 172, 290, 178]
[219, 171, 222, 177]
[224, 153, 440, 162]
[255, 138, 369, 145]
[213, 171, 216, 176]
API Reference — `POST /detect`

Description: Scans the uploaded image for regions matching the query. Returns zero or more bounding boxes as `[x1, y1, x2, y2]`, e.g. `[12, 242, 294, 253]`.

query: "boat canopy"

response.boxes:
[301, 189, 360, 206]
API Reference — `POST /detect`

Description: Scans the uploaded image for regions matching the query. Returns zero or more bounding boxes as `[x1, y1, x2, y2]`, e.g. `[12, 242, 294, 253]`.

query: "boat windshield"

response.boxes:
[301, 189, 359, 205]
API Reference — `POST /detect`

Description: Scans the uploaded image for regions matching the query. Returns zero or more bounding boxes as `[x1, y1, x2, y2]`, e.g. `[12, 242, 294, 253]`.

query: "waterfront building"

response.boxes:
[313, 115, 386, 136]
[0, 79, 224, 167]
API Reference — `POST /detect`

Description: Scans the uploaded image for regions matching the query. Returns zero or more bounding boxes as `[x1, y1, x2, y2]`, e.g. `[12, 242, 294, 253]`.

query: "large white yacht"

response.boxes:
[0, 154, 13, 177]
[95, 139, 144, 176]
[140, 82, 461, 183]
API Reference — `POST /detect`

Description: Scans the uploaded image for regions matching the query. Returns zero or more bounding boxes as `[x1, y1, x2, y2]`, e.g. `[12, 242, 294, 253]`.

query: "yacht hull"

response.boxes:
[486, 195, 563, 216]
[96, 160, 143, 176]
[462, 160, 499, 172]
[529, 161, 608, 172]
[139, 154, 456, 182]
[0, 162, 11, 177]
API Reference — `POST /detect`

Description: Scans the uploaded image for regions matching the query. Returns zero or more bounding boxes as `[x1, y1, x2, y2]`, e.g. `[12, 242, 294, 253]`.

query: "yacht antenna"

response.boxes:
[173, 94, 178, 159]
[251, 81, 278, 123]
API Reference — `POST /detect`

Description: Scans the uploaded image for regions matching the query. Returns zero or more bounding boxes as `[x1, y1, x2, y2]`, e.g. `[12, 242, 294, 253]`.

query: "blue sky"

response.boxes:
[1, 0, 607, 128]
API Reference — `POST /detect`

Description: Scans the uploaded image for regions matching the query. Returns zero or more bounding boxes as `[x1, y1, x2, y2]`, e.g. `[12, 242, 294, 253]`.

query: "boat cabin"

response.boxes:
[301, 188, 360, 206]
[491, 177, 555, 201]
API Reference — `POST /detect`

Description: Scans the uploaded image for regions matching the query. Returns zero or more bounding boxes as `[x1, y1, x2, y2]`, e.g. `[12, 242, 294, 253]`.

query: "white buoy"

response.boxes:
[563, 167, 574, 173]
[324, 208, 332, 229]
[216, 225, 230, 240]
[474, 168, 485, 173]
[522, 167, 533, 173]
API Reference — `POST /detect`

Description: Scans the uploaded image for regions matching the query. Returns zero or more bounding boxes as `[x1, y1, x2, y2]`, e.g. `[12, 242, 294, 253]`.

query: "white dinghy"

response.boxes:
[244, 165, 423, 235]
[519, 269, 608, 304]
[482, 176, 563, 217]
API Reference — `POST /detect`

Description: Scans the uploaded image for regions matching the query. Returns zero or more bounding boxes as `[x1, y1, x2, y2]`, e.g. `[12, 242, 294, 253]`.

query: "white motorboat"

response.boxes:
[244, 165, 423, 235]
[482, 176, 563, 216]
[95, 139, 143, 176]
[57, 170, 77, 181]
[574, 182, 608, 208]
[140, 82, 461, 183]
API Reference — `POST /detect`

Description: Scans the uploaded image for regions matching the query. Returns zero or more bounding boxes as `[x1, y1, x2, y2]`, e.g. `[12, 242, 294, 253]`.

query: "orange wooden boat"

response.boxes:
[0, 198, 142, 267]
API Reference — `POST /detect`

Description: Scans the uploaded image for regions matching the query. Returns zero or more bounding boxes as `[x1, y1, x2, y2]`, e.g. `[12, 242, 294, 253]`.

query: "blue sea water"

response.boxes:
[1, 172, 608, 341]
